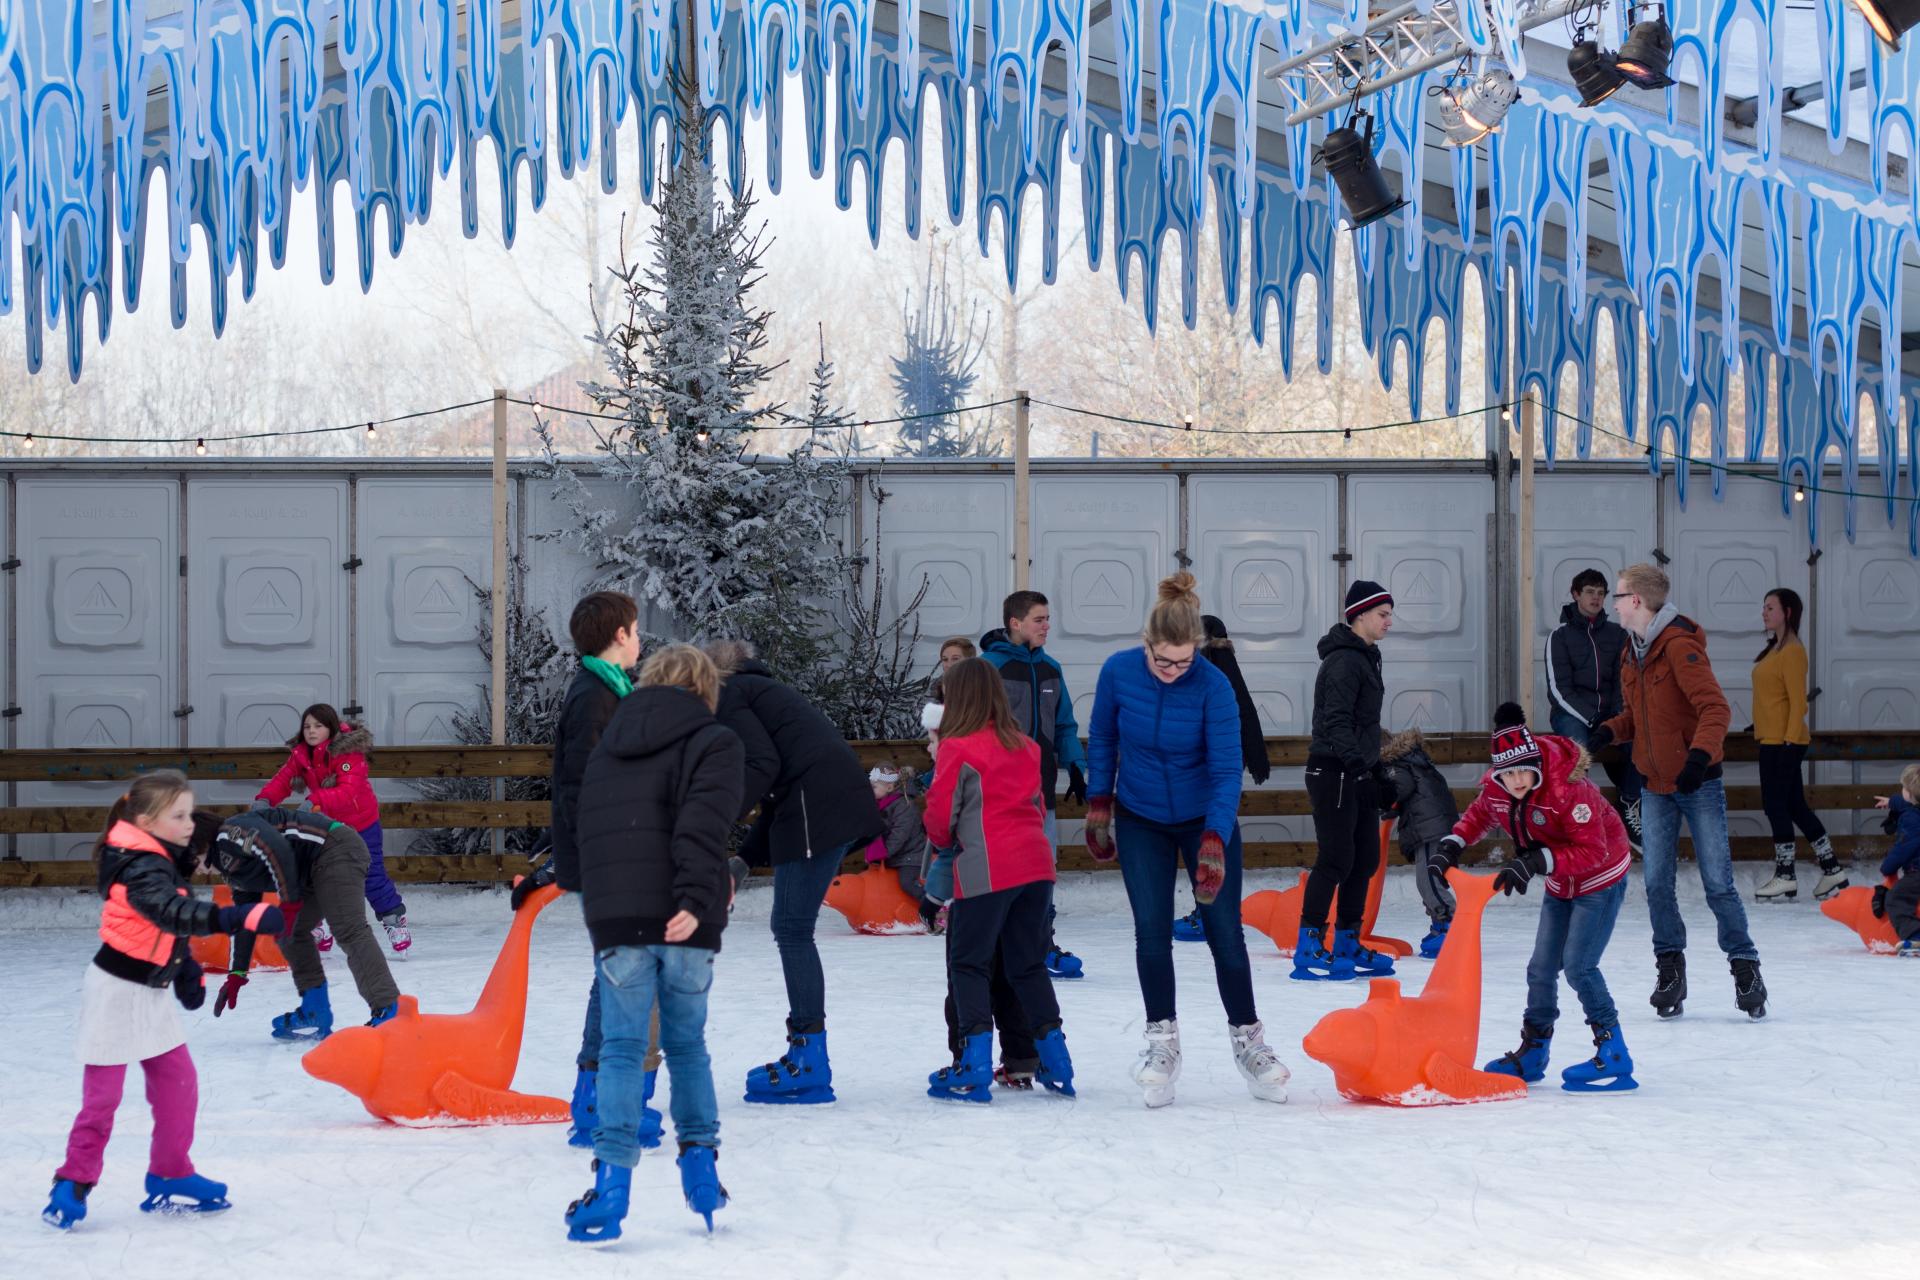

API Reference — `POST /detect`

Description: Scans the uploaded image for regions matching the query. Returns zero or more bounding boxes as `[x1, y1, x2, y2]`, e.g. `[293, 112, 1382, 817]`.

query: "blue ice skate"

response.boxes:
[927, 1031, 994, 1104]
[676, 1144, 730, 1232]
[366, 1003, 397, 1027]
[744, 1028, 836, 1104]
[1045, 947, 1085, 979]
[1484, 1022, 1553, 1083]
[1172, 909, 1207, 942]
[1333, 927, 1395, 977]
[567, 1067, 597, 1149]
[1419, 919, 1450, 960]
[1290, 925, 1346, 981]
[271, 983, 332, 1041]
[42, 1178, 90, 1230]
[1033, 1027, 1076, 1097]
[564, 1159, 631, 1243]
[140, 1172, 230, 1214]
[1561, 1022, 1638, 1093]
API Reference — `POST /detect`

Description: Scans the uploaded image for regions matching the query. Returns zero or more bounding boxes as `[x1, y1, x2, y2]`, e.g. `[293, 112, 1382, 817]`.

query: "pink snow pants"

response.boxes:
[56, 1044, 198, 1184]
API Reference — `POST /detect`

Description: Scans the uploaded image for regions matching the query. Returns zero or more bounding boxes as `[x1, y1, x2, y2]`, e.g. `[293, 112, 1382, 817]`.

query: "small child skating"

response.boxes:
[1377, 727, 1462, 959]
[207, 808, 401, 1037]
[1430, 704, 1637, 1092]
[255, 704, 410, 958]
[44, 771, 284, 1230]
[865, 765, 929, 904]
[1872, 765, 1920, 955]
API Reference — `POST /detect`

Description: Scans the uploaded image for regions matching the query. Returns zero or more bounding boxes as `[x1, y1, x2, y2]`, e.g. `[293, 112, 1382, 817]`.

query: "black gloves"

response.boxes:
[918, 896, 944, 928]
[1429, 835, 1465, 897]
[1882, 810, 1900, 837]
[1495, 846, 1553, 896]
[1585, 722, 1615, 753]
[174, 956, 206, 1011]
[511, 856, 558, 911]
[1871, 885, 1889, 919]
[1674, 749, 1712, 795]
[1064, 764, 1087, 807]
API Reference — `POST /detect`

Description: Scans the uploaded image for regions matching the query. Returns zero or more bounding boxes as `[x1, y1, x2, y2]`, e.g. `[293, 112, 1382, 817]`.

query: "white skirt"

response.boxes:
[74, 963, 186, 1066]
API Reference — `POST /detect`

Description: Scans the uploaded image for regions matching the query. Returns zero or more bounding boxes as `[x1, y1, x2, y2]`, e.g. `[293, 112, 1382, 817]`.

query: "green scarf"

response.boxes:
[581, 655, 633, 698]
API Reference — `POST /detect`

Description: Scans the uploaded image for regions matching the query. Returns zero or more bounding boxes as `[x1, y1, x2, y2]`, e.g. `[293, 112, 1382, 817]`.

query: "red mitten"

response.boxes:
[1084, 797, 1116, 863]
[1194, 831, 1226, 905]
[213, 972, 247, 1017]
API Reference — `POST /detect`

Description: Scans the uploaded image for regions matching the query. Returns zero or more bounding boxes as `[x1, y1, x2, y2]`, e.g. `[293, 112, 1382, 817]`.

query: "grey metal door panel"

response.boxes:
[864, 476, 1012, 667]
[1349, 476, 1490, 731]
[186, 479, 349, 807]
[523, 476, 660, 651]
[1031, 476, 1178, 671]
[17, 478, 178, 858]
[1527, 476, 1659, 723]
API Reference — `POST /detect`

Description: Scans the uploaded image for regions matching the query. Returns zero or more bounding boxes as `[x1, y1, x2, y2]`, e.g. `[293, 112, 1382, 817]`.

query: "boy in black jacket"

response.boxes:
[1377, 728, 1461, 958]
[566, 645, 744, 1244]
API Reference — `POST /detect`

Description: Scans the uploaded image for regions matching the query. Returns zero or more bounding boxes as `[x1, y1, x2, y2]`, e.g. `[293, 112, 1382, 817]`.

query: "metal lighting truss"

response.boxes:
[1267, 0, 1590, 127]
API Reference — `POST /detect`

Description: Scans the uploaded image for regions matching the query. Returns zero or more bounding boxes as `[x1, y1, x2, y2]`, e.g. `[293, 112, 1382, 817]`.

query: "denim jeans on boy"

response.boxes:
[1114, 809, 1256, 1025]
[1549, 710, 1643, 808]
[1524, 878, 1627, 1030]
[771, 843, 851, 1031]
[1639, 779, 1758, 961]
[578, 895, 602, 1069]
[593, 944, 718, 1168]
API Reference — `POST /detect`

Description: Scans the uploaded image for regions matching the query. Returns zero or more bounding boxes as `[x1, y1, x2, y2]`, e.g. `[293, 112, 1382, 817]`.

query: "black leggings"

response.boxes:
[1303, 764, 1380, 929]
[1757, 743, 1827, 845]
[946, 882, 1059, 1045]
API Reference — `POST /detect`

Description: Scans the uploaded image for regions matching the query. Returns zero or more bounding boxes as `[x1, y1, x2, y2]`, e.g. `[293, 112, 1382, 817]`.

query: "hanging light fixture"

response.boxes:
[1439, 61, 1518, 147]
[1794, 483, 1807, 503]
[1613, 4, 1675, 88]
[1567, 38, 1626, 108]
[1318, 108, 1404, 229]
[1853, 0, 1920, 48]
[195, 438, 208, 456]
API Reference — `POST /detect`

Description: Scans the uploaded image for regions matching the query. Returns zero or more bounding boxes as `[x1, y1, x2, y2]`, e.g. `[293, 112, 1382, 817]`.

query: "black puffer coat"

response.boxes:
[1377, 728, 1460, 856]
[1545, 602, 1630, 727]
[717, 660, 882, 867]
[578, 686, 744, 953]
[93, 834, 225, 988]
[1309, 623, 1385, 774]
[550, 665, 624, 892]
[1199, 615, 1272, 784]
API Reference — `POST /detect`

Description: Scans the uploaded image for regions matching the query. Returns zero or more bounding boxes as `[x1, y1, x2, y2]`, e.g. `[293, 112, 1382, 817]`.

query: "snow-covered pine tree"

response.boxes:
[892, 251, 998, 457]
[808, 322, 875, 457]
[537, 77, 850, 682]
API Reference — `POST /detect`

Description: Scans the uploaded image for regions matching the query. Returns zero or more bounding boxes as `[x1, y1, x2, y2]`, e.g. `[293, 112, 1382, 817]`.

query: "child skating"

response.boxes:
[1377, 727, 1462, 958]
[1873, 765, 1920, 954]
[44, 771, 285, 1230]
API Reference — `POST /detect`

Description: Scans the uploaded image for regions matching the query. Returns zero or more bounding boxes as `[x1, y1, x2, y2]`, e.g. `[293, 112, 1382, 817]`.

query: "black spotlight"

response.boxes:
[1614, 7, 1675, 87]
[1853, 0, 1920, 48]
[1318, 112, 1405, 229]
[1568, 39, 1625, 108]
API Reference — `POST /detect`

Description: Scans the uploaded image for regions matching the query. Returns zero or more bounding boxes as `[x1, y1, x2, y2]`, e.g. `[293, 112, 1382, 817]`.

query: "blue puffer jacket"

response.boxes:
[1086, 645, 1244, 835]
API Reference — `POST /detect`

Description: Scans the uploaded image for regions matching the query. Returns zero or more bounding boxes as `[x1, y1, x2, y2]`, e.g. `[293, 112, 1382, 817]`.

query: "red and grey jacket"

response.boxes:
[922, 727, 1056, 901]
[256, 726, 378, 830]
[1452, 735, 1631, 899]
[94, 820, 226, 988]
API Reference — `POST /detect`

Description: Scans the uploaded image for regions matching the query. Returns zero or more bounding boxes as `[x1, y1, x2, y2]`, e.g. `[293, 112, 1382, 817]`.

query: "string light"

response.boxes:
[1183, 414, 1195, 432]
[365, 422, 377, 440]
[1794, 483, 1807, 503]
[195, 438, 207, 456]
[21, 433, 33, 449]
[1343, 427, 1352, 441]
[695, 429, 710, 445]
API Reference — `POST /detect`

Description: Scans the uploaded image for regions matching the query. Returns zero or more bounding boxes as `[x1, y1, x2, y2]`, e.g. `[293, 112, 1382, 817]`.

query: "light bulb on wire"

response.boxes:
[22, 433, 34, 450]
[1793, 483, 1807, 503]
[365, 421, 377, 441]
[195, 438, 207, 456]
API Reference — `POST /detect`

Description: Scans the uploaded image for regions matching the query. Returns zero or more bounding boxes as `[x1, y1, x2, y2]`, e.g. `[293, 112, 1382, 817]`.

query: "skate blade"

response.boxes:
[1654, 1004, 1684, 1019]
[1755, 895, 1798, 904]
[1046, 969, 1085, 980]
[566, 1222, 624, 1244]
[1289, 967, 1339, 982]
[140, 1195, 230, 1215]
[1561, 1075, 1638, 1093]
[1141, 1085, 1176, 1108]
[741, 1086, 836, 1105]
[926, 1084, 993, 1104]
[42, 1210, 80, 1231]
[1038, 1080, 1077, 1098]
[1814, 888, 1848, 902]
[1744, 1007, 1768, 1020]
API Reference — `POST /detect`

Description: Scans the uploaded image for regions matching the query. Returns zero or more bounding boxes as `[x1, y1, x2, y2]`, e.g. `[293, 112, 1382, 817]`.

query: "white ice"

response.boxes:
[2, 867, 1912, 1279]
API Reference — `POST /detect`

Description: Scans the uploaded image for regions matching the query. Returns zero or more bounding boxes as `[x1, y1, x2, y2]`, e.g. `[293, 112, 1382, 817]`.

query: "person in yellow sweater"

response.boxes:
[1751, 588, 1848, 902]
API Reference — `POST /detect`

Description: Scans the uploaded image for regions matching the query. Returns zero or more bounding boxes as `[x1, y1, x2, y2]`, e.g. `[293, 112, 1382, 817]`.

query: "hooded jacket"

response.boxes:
[717, 660, 882, 867]
[551, 664, 626, 892]
[1882, 795, 1920, 880]
[864, 790, 927, 867]
[1545, 603, 1629, 727]
[921, 726, 1055, 899]
[1598, 604, 1731, 794]
[1378, 728, 1460, 852]
[257, 726, 379, 830]
[213, 807, 339, 972]
[979, 633, 1087, 809]
[93, 820, 225, 988]
[578, 686, 744, 953]
[1451, 734, 1632, 899]
[1309, 623, 1385, 774]
[1086, 645, 1244, 835]
[1199, 615, 1272, 785]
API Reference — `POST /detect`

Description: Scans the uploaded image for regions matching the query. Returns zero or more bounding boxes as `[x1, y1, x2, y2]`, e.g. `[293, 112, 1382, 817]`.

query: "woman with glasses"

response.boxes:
[1083, 572, 1290, 1108]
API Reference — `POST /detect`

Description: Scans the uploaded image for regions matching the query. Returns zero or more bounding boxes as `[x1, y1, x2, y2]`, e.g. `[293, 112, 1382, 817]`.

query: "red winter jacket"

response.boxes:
[922, 726, 1055, 900]
[256, 726, 379, 830]
[1452, 734, 1631, 899]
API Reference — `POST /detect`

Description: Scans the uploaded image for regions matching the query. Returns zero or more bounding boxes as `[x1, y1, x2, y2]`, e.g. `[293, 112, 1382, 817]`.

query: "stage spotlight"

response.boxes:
[1852, 0, 1920, 48]
[1441, 64, 1518, 147]
[1614, 7, 1675, 88]
[1319, 112, 1405, 229]
[1568, 39, 1626, 108]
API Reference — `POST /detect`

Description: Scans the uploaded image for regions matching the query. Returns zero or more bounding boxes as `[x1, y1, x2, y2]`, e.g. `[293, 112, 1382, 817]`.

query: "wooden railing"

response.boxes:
[0, 733, 1913, 887]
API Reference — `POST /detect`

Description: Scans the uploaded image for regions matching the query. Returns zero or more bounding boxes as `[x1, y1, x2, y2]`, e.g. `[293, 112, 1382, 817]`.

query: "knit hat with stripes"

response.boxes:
[1344, 580, 1394, 623]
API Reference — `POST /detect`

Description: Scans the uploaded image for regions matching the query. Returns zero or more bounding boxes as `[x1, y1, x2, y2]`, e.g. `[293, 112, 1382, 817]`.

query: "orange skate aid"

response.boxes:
[300, 881, 569, 1125]
[1300, 870, 1528, 1106]
[823, 865, 924, 934]
[1820, 885, 1904, 954]
[190, 884, 289, 972]
[1241, 821, 1411, 957]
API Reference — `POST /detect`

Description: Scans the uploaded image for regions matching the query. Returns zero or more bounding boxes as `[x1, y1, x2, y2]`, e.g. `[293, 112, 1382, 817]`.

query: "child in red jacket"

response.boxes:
[920, 658, 1074, 1103]
[1431, 704, 1637, 1093]
[256, 703, 409, 958]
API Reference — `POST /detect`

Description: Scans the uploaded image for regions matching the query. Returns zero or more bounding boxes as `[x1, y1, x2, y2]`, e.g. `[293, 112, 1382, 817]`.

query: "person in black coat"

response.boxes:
[1296, 581, 1395, 980]
[568, 644, 744, 1241]
[1377, 727, 1462, 957]
[1172, 616, 1272, 942]
[707, 640, 882, 1105]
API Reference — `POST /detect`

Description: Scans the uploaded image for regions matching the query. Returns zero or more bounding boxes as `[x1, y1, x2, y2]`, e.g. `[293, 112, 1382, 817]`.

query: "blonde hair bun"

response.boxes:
[1157, 571, 1199, 606]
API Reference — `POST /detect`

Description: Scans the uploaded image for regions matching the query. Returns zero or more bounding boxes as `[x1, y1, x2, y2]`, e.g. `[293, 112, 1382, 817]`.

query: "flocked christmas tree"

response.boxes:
[892, 251, 998, 457]
[538, 77, 850, 683]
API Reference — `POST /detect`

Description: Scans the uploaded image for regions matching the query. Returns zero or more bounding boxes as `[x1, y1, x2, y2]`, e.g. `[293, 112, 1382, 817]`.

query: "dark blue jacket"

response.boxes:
[980, 636, 1086, 810]
[1883, 795, 1920, 878]
[1086, 645, 1243, 835]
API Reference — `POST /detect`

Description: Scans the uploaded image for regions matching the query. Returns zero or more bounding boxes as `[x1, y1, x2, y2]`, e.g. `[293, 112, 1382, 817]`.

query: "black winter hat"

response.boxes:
[1344, 579, 1394, 623]
[1494, 701, 1529, 730]
[212, 813, 297, 898]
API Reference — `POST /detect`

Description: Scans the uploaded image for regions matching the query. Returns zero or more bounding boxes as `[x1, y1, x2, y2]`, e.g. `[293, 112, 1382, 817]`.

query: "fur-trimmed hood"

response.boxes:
[328, 725, 372, 759]
[1379, 726, 1427, 763]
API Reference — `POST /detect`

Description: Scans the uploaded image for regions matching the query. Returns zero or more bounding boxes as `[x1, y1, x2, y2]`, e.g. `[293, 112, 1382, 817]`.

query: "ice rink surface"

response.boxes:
[3, 866, 1911, 1279]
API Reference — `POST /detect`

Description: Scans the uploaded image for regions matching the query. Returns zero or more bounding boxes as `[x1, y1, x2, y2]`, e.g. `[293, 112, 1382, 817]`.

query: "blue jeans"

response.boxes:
[1114, 809, 1256, 1025]
[771, 844, 851, 1031]
[1525, 879, 1626, 1029]
[1640, 779, 1758, 961]
[593, 944, 718, 1167]
[578, 895, 602, 1069]
[1550, 711, 1643, 807]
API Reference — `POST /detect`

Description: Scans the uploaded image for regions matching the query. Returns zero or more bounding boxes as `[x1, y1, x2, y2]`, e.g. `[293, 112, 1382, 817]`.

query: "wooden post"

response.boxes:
[491, 391, 509, 857]
[1518, 393, 1537, 723]
[1013, 390, 1031, 591]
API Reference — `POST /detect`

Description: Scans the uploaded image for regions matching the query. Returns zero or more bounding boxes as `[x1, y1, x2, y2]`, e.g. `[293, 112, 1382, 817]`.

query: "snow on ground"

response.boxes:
[2, 866, 1912, 1279]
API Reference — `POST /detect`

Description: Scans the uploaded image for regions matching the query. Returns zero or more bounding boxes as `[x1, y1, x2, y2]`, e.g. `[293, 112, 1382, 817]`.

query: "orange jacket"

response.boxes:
[94, 820, 222, 988]
[1599, 612, 1731, 795]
